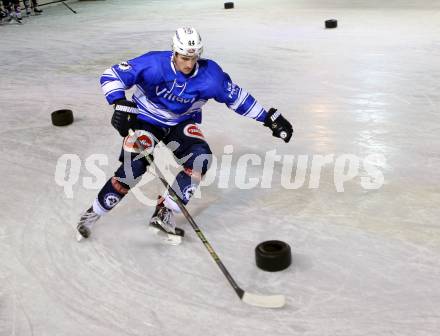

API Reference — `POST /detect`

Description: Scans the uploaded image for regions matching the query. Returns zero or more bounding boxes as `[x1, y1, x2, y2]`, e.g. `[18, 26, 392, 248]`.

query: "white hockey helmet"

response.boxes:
[172, 27, 203, 57]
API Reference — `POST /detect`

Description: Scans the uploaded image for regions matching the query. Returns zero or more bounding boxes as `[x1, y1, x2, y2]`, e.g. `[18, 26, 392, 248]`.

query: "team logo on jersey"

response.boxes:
[226, 81, 239, 99]
[118, 61, 131, 71]
[123, 131, 154, 153]
[184, 124, 205, 140]
[104, 193, 121, 209]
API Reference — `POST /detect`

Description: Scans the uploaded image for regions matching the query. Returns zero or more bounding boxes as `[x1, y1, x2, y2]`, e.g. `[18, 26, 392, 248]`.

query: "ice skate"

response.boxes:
[149, 198, 184, 245]
[0, 9, 8, 22]
[5, 10, 13, 22]
[5, 10, 22, 24]
[23, 0, 31, 16]
[33, 7, 43, 15]
[76, 207, 100, 241]
[11, 7, 22, 23]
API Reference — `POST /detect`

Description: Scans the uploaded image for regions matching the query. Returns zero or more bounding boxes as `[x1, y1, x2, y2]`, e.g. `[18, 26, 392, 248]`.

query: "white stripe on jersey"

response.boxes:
[254, 108, 265, 120]
[110, 68, 129, 89]
[134, 95, 175, 120]
[102, 81, 125, 97]
[229, 88, 248, 111]
[138, 111, 180, 126]
[244, 101, 264, 119]
[102, 68, 118, 79]
[243, 101, 256, 116]
[136, 107, 204, 126]
[135, 84, 147, 97]
[133, 91, 208, 126]
[104, 88, 124, 98]
[188, 99, 208, 112]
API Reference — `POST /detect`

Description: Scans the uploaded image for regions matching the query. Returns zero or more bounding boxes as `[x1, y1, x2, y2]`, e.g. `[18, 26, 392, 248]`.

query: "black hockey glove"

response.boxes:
[264, 108, 293, 143]
[111, 99, 138, 137]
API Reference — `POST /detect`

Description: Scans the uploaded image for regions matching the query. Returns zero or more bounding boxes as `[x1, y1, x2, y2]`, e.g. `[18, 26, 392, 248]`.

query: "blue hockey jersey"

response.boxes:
[100, 51, 267, 127]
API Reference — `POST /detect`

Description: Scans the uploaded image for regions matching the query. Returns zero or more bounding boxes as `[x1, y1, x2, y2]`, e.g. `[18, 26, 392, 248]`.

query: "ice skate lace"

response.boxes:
[157, 207, 176, 233]
[79, 211, 100, 228]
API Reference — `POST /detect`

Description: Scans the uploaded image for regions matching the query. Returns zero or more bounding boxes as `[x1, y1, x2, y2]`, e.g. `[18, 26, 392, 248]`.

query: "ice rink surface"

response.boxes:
[1, 0, 440, 335]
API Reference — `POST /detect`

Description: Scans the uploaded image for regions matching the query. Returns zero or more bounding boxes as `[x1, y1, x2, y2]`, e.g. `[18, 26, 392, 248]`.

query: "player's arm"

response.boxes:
[100, 61, 139, 103]
[215, 72, 293, 143]
[100, 60, 143, 137]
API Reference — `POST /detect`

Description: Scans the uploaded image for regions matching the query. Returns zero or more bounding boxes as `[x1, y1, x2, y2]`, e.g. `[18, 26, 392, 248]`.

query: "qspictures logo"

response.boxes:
[54, 145, 386, 205]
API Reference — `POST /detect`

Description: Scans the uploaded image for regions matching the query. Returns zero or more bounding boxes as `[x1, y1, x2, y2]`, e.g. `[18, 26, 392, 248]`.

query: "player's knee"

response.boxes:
[183, 143, 212, 177]
[114, 158, 149, 189]
[111, 177, 129, 195]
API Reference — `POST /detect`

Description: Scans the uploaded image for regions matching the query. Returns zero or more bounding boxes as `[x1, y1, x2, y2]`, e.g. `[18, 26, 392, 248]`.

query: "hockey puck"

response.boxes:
[224, 2, 234, 9]
[51, 109, 74, 126]
[255, 240, 291, 272]
[325, 19, 338, 29]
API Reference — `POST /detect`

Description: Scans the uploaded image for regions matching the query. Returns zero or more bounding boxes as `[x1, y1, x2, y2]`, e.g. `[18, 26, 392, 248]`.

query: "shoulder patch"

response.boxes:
[118, 61, 132, 71]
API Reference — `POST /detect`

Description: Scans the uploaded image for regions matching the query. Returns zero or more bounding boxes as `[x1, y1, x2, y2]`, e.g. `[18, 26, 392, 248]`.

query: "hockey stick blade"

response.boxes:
[242, 292, 286, 308]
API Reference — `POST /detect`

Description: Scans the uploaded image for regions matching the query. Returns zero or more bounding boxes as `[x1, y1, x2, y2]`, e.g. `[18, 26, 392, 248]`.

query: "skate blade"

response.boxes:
[76, 230, 86, 242]
[149, 226, 182, 245]
[75, 230, 90, 243]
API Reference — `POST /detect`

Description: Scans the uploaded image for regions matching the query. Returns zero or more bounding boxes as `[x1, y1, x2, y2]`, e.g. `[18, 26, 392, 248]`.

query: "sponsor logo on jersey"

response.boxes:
[156, 86, 196, 104]
[104, 193, 121, 209]
[118, 62, 131, 71]
[183, 124, 205, 140]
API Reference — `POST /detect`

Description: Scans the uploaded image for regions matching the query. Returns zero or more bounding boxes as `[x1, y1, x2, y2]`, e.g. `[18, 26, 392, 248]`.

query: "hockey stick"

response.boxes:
[62, 2, 77, 14]
[129, 130, 286, 308]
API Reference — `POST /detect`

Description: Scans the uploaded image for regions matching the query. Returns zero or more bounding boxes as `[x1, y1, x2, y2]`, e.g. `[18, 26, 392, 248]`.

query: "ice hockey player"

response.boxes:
[23, 0, 43, 16]
[2, 0, 22, 23]
[0, 3, 7, 22]
[76, 27, 293, 244]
